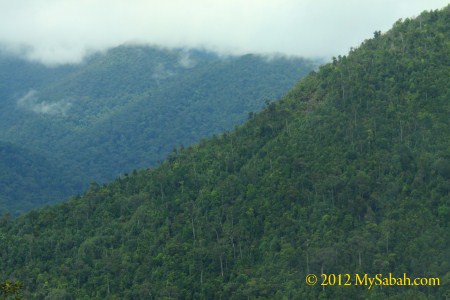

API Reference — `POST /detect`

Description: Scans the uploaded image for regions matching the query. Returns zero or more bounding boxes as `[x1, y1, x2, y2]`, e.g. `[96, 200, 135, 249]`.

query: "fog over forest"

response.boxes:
[0, 0, 447, 65]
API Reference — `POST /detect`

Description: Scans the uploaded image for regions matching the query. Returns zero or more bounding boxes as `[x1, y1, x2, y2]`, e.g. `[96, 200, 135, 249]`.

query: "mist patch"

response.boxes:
[17, 89, 72, 116]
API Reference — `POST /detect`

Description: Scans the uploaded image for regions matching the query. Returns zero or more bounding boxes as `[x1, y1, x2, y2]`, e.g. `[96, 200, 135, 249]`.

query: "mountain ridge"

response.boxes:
[0, 46, 316, 214]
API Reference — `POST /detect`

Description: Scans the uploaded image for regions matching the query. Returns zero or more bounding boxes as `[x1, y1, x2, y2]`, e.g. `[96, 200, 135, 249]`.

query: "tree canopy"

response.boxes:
[0, 5, 449, 299]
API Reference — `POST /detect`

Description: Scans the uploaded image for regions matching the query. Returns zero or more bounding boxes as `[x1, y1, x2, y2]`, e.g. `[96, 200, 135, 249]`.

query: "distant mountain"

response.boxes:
[0, 141, 77, 215]
[0, 46, 317, 213]
[0, 5, 448, 299]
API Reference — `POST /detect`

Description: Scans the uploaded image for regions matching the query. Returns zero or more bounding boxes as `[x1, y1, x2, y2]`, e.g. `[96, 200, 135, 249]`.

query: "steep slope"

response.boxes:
[0, 6, 449, 299]
[0, 47, 316, 213]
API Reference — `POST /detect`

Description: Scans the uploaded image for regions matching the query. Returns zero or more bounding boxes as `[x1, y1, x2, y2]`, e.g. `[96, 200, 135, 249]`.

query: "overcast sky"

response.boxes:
[0, 0, 447, 65]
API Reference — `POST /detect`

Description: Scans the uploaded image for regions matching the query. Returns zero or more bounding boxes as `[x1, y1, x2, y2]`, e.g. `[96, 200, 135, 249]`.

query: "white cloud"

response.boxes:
[178, 51, 196, 69]
[17, 90, 72, 115]
[0, 0, 447, 65]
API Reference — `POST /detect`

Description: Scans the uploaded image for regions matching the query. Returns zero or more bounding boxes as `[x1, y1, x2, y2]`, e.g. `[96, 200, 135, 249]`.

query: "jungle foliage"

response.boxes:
[0, 6, 448, 299]
[0, 47, 315, 214]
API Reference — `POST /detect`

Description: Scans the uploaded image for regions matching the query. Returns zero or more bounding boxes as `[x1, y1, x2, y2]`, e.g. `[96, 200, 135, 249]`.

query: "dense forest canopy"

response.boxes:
[0, 5, 449, 299]
[0, 47, 316, 215]
[0, 141, 76, 213]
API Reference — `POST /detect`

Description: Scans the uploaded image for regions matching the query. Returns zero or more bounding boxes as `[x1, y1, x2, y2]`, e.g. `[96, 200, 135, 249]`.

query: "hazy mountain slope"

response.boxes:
[0, 6, 448, 299]
[0, 54, 76, 124]
[54, 51, 316, 181]
[0, 141, 77, 215]
[0, 47, 316, 213]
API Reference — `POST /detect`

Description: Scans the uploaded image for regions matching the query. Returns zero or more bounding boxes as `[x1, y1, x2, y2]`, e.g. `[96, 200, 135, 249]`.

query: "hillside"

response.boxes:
[0, 47, 316, 214]
[0, 141, 77, 215]
[0, 6, 449, 299]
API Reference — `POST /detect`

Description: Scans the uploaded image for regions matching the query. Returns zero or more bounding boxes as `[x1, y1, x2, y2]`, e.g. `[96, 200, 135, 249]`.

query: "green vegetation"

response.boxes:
[0, 141, 77, 215]
[0, 280, 23, 300]
[0, 6, 448, 299]
[0, 47, 316, 214]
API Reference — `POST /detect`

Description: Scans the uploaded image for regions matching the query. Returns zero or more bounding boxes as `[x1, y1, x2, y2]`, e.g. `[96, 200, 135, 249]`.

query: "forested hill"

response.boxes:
[1, 6, 449, 299]
[0, 141, 77, 214]
[0, 47, 316, 214]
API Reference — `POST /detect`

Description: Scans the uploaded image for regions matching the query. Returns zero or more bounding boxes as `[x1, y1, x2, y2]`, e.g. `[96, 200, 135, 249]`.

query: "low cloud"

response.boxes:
[17, 90, 72, 116]
[151, 63, 175, 85]
[0, 0, 447, 65]
[178, 51, 196, 69]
